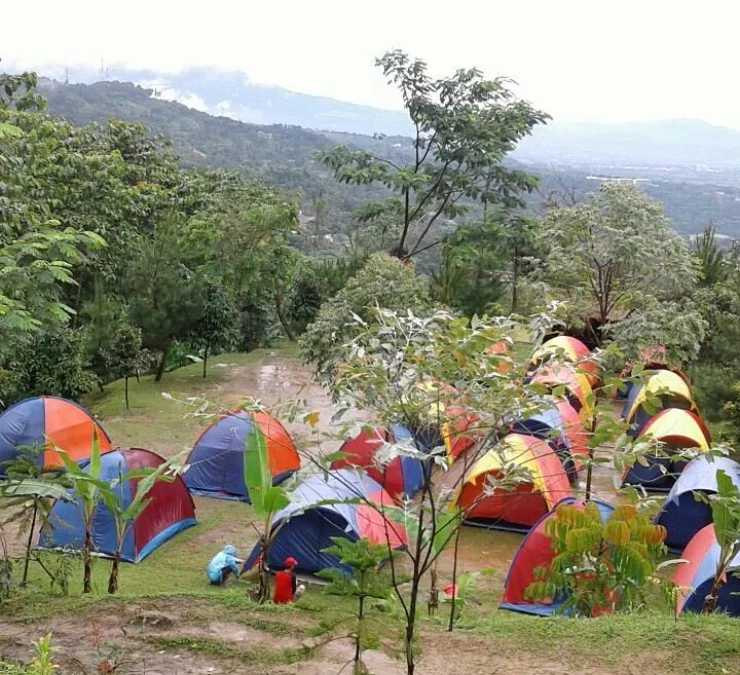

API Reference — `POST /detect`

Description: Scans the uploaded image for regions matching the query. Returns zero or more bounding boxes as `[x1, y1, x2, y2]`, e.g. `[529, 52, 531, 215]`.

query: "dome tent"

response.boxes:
[531, 336, 597, 385]
[673, 524, 740, 616]
[655, 455, 740, 552]
[529, 365, 594, 428]
[621, 370, 696, 437]
[451, 433, 572, 532]
[244, 469, 407, 575]
[0, 396, 112, 477]
[184, 410, 300, 502]
[500, 497, 614, 616]
[330, 424, 425, 501]
[509, 403, 578, 482]
[39, 448, 197, 563]
[622, 409, 711, 492]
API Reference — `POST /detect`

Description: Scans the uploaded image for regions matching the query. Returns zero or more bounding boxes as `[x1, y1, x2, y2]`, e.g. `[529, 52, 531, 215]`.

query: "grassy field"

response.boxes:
[1, 346, 740, 674]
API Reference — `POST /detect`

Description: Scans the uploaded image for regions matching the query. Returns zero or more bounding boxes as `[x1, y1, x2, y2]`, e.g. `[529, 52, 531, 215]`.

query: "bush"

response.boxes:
[299, 253, 432, 386]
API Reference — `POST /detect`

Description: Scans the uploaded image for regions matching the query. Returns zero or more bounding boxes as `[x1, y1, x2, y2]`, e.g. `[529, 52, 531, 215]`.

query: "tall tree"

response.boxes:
[542, 182, 697, 343]
[320, 50, 549, 258]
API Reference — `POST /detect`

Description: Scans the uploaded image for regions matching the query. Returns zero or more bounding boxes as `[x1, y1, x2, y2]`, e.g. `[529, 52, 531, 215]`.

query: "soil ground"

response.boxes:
[1, 346, 739, 675]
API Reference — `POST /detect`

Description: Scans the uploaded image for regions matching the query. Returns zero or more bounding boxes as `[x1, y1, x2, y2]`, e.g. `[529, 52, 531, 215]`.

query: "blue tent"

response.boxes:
[184, 411, 300, 502]
[39, 448, 197, 563]
[244, 469, 406, 575]
[656, 455, 740, 552]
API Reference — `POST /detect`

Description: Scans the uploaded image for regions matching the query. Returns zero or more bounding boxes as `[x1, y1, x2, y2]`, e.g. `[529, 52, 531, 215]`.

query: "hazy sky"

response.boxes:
[5, 0, 739, 126]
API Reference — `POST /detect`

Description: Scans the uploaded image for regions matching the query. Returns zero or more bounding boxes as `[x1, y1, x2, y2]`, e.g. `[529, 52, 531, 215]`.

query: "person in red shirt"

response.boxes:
[273, 557, 305, 604]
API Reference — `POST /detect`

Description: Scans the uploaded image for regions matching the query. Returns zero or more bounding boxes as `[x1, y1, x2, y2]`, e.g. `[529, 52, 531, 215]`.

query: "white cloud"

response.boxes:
[4, 0, 740, 127]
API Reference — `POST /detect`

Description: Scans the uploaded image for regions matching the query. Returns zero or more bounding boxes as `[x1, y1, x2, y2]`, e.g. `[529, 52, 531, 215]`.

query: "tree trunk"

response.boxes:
[124, 376, 130, 411]
[585, 446, 595, 502]
[202, 344, 209, 378]
[108, 552, 120, 594]
[702, 567, 727, 614]
[258, 537, 271, 603]
[405, 576, 419, 675]
[154, 347, 168, 383]
[21, 501, 38, 587]
[274, 288, 296, 342]
[427, 564, 439, 616]
[83, 528, 93, 594]
[448, 520, 462, 631]
[354, 593, 365, 673]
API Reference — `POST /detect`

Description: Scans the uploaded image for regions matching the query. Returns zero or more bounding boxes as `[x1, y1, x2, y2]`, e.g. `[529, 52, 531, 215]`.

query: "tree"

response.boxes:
[693, 224, 727, 287]
[99, 455, 181, 594]
[188, 283, 238, 378]
[319, 537, 395, 675]
[103, 324, 146, 409]
[299, 254, 432, 387]
[243, 415, 291, 603]
[542, 183, 697, 343]
[320, 50, 549, 259]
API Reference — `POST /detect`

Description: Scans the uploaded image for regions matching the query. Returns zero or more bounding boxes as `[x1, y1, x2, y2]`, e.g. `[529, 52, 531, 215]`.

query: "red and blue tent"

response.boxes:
[622, 409, 711, 492]
[500, 497, 614, 616]
[330, 424, 425, 501]
[244, 469, 407, 576]
[655, 455, 740, 552]
[673, 524, 740, 616]
[184, 410, 301, 502]
[0, 396, 112, 477]
[39, 448, 197, 563]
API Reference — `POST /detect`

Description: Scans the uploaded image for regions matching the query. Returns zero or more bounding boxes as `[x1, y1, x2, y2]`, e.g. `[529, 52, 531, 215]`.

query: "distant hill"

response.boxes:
[34, 78, 740, 239]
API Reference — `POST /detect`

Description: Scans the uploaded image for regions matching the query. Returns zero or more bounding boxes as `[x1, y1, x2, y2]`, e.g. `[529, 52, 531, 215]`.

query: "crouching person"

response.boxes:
[208, 545, 243, 586]
[273, 557, 306, 604]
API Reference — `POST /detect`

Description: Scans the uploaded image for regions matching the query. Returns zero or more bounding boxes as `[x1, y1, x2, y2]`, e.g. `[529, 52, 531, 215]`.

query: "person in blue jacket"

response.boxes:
[207, 545, 243, 585]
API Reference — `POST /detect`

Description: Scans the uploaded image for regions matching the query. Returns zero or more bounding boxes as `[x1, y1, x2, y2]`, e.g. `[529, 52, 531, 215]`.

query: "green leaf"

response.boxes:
[0, 479, 72, 501]
[243, 417, 272, 517]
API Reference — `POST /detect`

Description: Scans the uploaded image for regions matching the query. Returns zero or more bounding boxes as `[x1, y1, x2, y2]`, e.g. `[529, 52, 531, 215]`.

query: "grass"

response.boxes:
[2, 343, 740, 674]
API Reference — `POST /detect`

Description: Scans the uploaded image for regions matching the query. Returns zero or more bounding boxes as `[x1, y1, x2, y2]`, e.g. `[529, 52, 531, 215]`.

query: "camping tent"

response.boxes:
[655, 455, 740, 551]
[531, 336, 597, 385]
[622, 370, 696, 437]
[617, 346, 690, 399]
[39, 448, 197, 563]
[500, 498, 614, 616]
[529, 365, 594, 428]
[622, 409, 711, 492]
[0, 396, 112, 477]
[554, 400, 589, 467]
[672, 524, 740, 616]
[244, 469, 407, 575]
[330, 424, 425, 501]
[451, 433, 572, 532]
[509, 404, 578, 482]
[184, 410, 300, 502]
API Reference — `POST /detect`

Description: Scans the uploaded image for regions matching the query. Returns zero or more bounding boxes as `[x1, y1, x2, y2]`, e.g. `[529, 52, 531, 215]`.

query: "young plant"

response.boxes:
[243, 418, 291, 603]
[56, 430, 108, 593]
[319, 537, 395, 675]
[98, 453, 183, 594]
[0, 446, 71, 586]
[697, 469, 740, 614]
[525, 501, 666, 617]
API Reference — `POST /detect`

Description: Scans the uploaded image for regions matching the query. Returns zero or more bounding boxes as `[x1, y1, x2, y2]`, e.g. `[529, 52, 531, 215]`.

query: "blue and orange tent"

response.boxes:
[39, 448, 197, 563]
[450, 433, 572, 532]
[330, 425, 425, 501]
[673, 524, 740, 616]
[622, 409, 711, 492]
[244, 469, 407, 575]
[0, 396, 112, 477]
[622, 370, 696, 437]
[500, 498, 614, 616]
[184, 410, 301, 502]
[656, 455, 740, 552]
